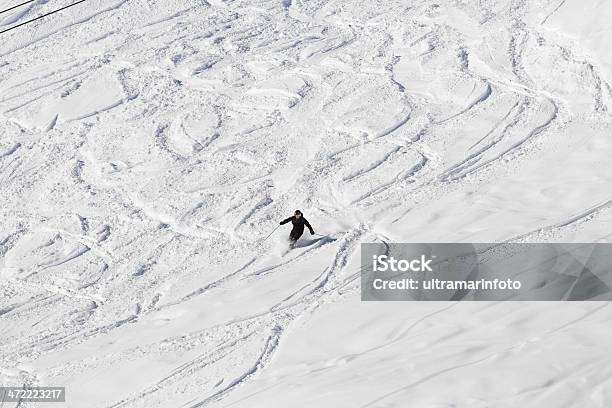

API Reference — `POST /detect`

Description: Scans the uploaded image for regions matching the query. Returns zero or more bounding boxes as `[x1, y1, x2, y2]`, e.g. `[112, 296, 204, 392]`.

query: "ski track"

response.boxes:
[541, 0, 567, 26]
[507, 200, 612, 243]
[434, 81, 493, 125]
[0, 0, 130, 58]
[186, 325, 283, 408]
[1, 0, 612, 407]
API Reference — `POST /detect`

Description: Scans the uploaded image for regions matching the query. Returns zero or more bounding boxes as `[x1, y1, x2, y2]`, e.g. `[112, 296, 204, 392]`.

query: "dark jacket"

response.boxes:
[280, 215, 314, 237]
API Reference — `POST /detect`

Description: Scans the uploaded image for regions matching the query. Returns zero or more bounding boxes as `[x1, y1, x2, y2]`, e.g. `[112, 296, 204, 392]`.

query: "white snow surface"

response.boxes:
[1, 0, 612, 407]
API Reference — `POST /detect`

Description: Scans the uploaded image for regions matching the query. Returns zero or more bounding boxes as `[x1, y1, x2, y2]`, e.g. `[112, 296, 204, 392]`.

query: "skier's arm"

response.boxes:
[304, 218, 315, 234]
[280, 216, 293, 225]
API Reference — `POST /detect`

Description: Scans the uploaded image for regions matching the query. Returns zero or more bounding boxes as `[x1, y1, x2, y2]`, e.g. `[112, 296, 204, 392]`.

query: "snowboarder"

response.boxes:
[280, 210, 315, 246]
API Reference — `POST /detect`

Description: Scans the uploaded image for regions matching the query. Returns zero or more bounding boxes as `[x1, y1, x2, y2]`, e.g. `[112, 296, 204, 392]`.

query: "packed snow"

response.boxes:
[1, 0, 612, 407]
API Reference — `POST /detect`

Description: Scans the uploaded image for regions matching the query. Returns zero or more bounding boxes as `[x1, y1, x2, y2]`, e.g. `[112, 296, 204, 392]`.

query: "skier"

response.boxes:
[280, 210, 315, 246]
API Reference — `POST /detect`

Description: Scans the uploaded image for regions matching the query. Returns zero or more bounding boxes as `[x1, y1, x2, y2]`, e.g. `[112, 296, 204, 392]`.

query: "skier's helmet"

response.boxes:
[294, 210, 302, 217]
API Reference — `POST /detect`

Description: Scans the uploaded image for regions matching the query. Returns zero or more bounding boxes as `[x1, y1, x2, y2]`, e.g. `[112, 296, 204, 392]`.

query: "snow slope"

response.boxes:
[1, 0, 612, 407]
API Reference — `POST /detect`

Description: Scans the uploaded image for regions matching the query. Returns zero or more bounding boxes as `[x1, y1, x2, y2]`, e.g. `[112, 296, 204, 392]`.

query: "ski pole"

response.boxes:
[262, 225, 280, 243]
